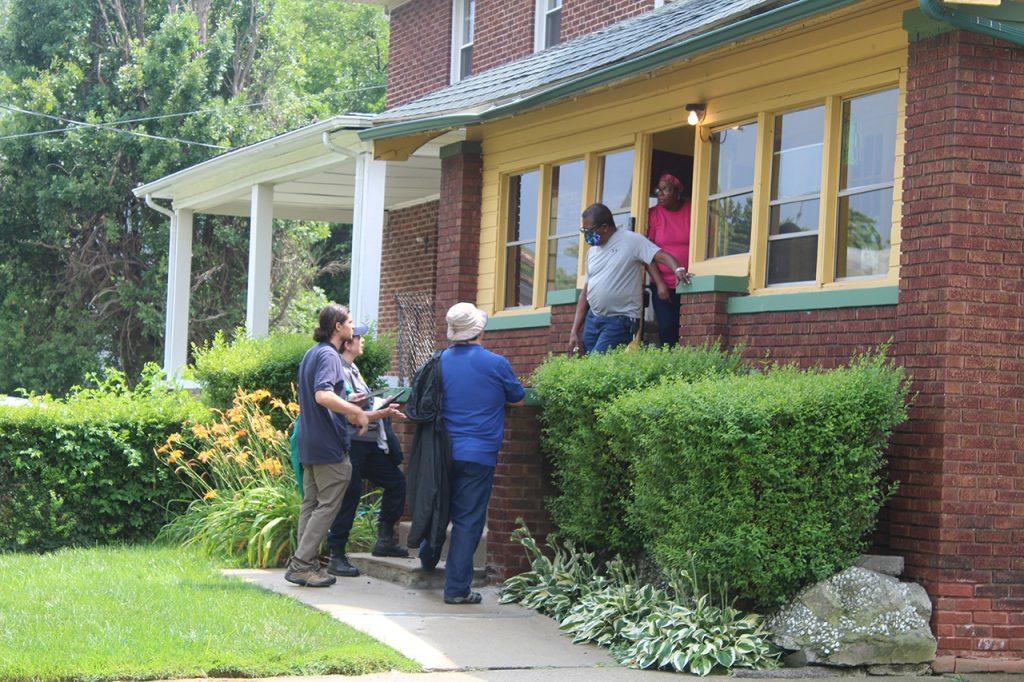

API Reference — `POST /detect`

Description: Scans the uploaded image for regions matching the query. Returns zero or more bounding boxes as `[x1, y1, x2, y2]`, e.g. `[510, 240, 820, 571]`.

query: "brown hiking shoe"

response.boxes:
[285, 560, 336, 587]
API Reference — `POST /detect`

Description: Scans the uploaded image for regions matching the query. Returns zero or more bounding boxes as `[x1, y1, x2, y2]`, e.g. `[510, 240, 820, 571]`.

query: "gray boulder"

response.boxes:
[767, 566, 936, 667]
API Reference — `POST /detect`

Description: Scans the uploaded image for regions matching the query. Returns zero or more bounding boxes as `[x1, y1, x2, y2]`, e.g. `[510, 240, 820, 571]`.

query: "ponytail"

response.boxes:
[313, 303, 350, 342]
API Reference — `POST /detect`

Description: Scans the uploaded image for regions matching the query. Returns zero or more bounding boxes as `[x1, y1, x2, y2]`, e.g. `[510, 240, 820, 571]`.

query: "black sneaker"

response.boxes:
[372, 537, 410, 558]
[326, 553, 360, 577]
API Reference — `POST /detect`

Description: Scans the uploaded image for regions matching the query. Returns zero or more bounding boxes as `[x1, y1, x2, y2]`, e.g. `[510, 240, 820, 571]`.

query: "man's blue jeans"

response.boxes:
[419, 459, 494, 600]
[582, 309, 639, 354]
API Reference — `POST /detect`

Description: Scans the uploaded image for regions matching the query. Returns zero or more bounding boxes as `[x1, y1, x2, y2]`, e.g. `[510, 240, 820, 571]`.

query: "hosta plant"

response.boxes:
[502, 522, 781, 676]
[499, 524, 602, 621]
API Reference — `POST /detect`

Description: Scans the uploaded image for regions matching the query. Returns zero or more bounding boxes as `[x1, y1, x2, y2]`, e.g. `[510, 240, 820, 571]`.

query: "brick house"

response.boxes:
[355, 0, 1024, 671]
[135, 0, 1023, 671]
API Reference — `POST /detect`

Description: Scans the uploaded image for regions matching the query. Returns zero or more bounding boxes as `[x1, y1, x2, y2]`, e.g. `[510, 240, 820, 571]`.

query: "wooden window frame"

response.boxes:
[690, 82, 902, 294]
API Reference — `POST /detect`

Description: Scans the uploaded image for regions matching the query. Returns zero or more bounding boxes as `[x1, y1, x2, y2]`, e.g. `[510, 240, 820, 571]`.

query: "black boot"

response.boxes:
[372, 521, 409, 558]
[326, 550, 360, 577]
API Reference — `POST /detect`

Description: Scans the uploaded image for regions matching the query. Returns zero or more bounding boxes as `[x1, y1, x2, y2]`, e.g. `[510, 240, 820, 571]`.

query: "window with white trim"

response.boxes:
[451, 0, 475, 83]
[534, 0, 562, 51]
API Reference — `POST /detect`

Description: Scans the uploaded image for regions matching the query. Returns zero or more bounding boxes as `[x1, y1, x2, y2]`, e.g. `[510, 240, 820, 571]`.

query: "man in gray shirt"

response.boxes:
[568, 203, 690, 355]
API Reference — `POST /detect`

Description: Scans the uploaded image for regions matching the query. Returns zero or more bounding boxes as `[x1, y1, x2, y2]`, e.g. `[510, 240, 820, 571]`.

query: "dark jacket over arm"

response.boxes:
[404, 350, 452, 550]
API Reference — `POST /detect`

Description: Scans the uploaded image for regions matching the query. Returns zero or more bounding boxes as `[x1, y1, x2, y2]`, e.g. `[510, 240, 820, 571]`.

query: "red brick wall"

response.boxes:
[435, 142, 484, 342]
[488, 404, 557, 579]
[727, 307, 899, 369]
[481, 301, 577, 380]
[473, 0, 535, 73]
[385, 0, 658, 109]
[561, 0, 651, 43]
[377, 201, 439, 369]
[890, 28, 1024, 663]
[387, 0, 452, 108]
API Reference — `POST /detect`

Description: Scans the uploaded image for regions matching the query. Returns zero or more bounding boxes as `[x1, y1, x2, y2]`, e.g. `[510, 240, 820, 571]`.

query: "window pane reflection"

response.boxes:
[505, 171, 539, 308]
[767, 106, 822, 285]
[600, 149, 634, 228]
[837, 88, 897, 280]
[549, 160, 584, 237]
[546, 236, 579, 292]
[547, 160, 583, 292]
[505, 243, 535, 308]
[707, 122, 756, 258]
[707, 192, 752, 258]
[837, 188, 892, 278]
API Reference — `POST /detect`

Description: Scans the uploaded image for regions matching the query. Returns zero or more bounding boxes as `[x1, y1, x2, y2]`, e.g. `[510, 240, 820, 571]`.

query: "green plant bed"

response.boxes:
[605, 349, 910, 608]
[0, 544, 418, 681]
[501, 524, 780, 676]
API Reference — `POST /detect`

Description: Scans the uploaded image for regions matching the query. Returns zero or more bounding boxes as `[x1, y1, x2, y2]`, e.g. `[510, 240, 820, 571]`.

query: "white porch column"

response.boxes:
[350, 149, 387, 326]
[164, 208, 193, 379]
[246, 183, 273, 338]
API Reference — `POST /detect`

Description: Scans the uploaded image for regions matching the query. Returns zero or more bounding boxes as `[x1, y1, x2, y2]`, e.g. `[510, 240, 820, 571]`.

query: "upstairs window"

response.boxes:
[534, 0, 562, 51]
[451, 0, 475, 83]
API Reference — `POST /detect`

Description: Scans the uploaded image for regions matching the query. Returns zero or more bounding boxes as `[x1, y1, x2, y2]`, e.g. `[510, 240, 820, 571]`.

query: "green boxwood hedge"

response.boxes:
[530, 343, 746, 555]
[602, 350, 910, 608]
[0, 368, 204, 552]
[190, 328, 395, 409]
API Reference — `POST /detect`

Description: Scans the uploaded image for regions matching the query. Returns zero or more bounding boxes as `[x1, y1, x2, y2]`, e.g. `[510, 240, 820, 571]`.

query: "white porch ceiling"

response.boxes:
[133, 115, 457, 222]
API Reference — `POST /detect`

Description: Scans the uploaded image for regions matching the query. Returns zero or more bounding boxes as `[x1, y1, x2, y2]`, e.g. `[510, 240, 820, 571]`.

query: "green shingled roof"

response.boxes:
[361, 0, 861, 141]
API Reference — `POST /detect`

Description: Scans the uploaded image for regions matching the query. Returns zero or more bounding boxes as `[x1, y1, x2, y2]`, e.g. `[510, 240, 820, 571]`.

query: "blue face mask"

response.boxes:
[583, 228, 602, 246]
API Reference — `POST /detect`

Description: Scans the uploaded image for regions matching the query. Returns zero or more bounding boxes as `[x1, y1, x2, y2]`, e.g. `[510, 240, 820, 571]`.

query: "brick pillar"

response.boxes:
[436, 141, 484, 344]
[894, 28, 1024, 663]
[488, 404, 557, 581]
[679, 291, 731, 347]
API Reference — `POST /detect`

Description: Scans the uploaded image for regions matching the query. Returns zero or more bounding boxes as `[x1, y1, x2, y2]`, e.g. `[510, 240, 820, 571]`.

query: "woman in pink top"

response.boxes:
[646, 172, 691, 347]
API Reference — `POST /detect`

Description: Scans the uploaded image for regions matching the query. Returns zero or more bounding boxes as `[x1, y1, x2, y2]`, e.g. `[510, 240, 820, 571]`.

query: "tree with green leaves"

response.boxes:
[0, 0, 387, 395]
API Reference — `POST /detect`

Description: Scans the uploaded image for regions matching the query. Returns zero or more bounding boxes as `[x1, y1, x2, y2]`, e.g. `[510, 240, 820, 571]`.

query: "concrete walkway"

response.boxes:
[207, 568, 1023, 682]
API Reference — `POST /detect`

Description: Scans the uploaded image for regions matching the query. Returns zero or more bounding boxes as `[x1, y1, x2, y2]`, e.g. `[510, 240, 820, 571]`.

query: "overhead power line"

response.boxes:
[0, 103, 228, 149]
[0, 83, 387, 143]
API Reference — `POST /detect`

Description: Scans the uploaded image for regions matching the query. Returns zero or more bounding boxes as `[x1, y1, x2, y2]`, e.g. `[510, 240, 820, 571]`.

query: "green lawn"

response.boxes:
[0, 544, 418, 681]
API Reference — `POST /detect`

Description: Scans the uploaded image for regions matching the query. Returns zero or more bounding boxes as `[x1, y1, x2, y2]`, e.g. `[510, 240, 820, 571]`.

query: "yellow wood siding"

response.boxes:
[472, 0, 914, 312]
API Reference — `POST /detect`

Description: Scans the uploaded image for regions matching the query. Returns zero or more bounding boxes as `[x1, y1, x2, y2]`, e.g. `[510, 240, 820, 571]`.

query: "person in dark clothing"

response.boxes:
[325, 325, 408, 577]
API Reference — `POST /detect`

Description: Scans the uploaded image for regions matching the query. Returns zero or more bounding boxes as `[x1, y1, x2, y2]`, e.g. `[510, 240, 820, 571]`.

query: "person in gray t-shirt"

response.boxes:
[569, 203, 690, 355]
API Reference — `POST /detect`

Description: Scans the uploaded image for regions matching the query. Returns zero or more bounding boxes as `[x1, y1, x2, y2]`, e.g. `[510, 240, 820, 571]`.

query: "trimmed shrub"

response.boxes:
[604, 350, 910, 608]
[530, 343, 746, 554]
[0, 367, 204, 552]
[190, 328, 395, 409]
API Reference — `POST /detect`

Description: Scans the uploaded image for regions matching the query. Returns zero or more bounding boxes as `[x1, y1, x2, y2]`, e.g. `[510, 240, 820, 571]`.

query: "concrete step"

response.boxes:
[396, 520, 487, 567]
[347, 553, 487, 589]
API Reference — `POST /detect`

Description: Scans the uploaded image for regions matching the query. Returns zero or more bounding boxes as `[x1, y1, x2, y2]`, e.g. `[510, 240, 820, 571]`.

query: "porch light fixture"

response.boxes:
[686, 103, 706, 126]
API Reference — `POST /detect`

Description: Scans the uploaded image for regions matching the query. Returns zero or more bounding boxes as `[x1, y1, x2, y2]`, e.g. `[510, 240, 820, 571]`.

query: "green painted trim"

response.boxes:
[485, 311, 552, 331]
[545, 288, 581, 306]
[678, 275, 749, 295]
[918, 0, 1024, 46]
[726, 286, 899, 315]
[439, 140, 482, 159]
[903, 7, 953, 42]
[360, 0, 862, 142]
